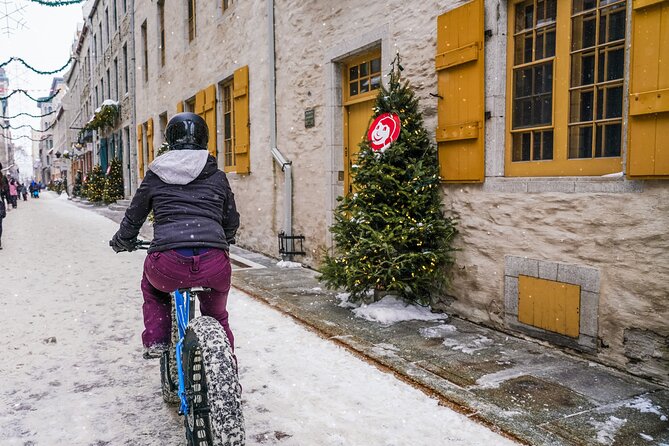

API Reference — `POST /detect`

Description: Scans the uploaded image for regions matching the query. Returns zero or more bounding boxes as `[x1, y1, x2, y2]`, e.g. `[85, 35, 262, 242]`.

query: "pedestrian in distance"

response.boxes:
[20, 183, 27, 201]
[8, 178, 18, 209]
[0, 195, 5, 250]
[0, 165, 9, 209]
[110, 112, 240, 359]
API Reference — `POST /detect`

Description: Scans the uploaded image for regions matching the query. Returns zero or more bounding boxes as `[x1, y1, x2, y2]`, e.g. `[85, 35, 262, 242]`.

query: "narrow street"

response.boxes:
[0, 193, 518, 446]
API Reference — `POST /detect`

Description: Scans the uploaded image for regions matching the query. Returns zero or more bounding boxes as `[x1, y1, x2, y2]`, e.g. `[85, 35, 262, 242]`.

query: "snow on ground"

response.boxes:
[0, 193, 518, 445]
[337, 292, 446, 325]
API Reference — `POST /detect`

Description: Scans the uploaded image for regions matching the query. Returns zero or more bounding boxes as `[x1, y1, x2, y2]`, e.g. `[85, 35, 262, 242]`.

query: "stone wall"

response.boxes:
[132, 0, 669, 385]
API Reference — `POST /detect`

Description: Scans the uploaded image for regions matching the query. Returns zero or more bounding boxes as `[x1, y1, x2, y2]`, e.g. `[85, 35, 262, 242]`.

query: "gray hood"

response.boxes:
[148, 150, 209, 185]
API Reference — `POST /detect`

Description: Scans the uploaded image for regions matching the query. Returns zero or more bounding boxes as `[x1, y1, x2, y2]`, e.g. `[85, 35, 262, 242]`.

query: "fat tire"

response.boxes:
[160, 300, 180, 405]
[182, 316, 245, 446]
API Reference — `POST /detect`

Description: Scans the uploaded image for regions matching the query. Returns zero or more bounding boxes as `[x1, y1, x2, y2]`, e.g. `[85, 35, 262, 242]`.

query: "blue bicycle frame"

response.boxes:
[173, 288, 193, 416]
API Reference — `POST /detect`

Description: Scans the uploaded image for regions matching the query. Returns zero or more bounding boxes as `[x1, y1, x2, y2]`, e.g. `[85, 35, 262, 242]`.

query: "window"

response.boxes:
[159, 112, 168, 146]
[100, 78, 104, 101]
[122, 0, 126, 13]
[568, 0, 625, 159]
[222, 0, 233, 12]
[510, 0, 556, 162]
[123, 44, 128, 93]
[141, 20, 148, 82]
[187, 0, 197, 42]
[95, 85, 99, 108]
[114, 58, 119, 101]
[158, 0, 166, 67]
[221, 81, 235, 168]
[93, 35, 97, 62]
[106, 69, 111, 99]
[506, 0, 625, 176]
[346, 56, 382, 100]
[113, 0, 118, 30]
[105, 8, 110, 43]
[99, 22, 103, 50]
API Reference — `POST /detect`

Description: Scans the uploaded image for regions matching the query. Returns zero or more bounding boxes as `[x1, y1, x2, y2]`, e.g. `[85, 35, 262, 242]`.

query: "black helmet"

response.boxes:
[165, 112, 208, 150]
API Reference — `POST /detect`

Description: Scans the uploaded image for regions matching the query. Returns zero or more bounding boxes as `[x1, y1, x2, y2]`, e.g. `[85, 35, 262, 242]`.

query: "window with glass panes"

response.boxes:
[222, 81, 235, 168]
[511, 0, 556, 162]
[346, 56, 382, 100]
[569, 0, 625, 159]
[223, 0, 233, 12]
[506, 0, 625, 176]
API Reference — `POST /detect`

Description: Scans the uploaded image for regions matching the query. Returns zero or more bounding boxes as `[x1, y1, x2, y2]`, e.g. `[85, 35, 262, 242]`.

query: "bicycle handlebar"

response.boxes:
[109, 239, 150, 251]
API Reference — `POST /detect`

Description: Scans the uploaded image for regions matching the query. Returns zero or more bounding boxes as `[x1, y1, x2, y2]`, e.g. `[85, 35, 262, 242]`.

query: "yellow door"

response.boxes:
[342, 51, 382, 195]
[344, 100, 375, 194]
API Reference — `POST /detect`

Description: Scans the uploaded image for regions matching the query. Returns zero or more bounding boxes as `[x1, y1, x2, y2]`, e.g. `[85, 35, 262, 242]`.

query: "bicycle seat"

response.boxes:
[177, 286, 212, 294]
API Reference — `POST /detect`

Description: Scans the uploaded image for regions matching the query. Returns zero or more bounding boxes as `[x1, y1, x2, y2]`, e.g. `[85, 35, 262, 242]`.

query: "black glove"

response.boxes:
[110, 233, 137, 253]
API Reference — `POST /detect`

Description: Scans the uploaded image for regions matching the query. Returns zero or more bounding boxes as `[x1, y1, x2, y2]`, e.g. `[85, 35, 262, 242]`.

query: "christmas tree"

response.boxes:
[85, 165, 106, 202]
[319, 54, 457, 306]
[72, 170, 83, 197]
[103, 158, 124, 203]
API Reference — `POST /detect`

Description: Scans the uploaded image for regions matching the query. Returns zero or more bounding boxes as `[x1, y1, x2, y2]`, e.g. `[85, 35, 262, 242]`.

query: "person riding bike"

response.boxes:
[110, 112, 240, 359]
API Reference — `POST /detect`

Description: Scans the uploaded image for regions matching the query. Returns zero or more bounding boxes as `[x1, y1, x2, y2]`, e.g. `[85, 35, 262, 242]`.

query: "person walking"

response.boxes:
[110, 112, 240, 358]
[0, 193, 5, 249]
[8, 178, 18, 209]
[0, 165, 9, 209]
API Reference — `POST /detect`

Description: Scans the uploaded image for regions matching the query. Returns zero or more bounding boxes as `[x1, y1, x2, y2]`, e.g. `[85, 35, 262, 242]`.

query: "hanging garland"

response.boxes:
[0, 89, 59, 103]
[0, 110, 57, 119]
[0, 57, 73, 75]
[27, 0, 86, 6]
[0, 134, 49, 142]
[0, 121, 56, 132]
[80, 102, 119, 136]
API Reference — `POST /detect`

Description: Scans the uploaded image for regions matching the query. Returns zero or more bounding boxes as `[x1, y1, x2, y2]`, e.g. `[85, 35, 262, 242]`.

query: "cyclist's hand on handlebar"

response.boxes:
[110, 233, 138, 253]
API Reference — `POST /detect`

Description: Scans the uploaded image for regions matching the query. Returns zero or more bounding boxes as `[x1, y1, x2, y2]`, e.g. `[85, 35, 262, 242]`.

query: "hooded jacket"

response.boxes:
[117, 150, 239, 253]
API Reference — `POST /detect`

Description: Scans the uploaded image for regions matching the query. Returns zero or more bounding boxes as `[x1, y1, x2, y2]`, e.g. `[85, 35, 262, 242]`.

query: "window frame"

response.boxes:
[219, 79, 236, 171]
[505, 0, 624, 177]
[187, 0, 197, 42]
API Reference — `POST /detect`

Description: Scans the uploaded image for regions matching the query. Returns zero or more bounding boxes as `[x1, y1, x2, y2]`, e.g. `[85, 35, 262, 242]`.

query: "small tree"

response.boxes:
[85, 165, 106, 202]
[72, 170, 83, 197]
[319, 55, 457, 305]
[103, 158, 124, 203]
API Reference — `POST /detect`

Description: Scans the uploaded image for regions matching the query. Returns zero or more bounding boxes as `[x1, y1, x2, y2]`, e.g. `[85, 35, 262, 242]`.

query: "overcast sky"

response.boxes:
[1, 0, 84, 155]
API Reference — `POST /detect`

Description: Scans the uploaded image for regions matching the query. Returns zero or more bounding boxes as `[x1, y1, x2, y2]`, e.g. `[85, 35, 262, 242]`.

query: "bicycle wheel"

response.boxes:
[182, 316, 245, 446]
[160, 299, 180, 404]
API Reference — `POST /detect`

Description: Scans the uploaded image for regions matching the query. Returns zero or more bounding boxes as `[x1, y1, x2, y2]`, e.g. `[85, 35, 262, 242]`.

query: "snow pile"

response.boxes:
[419, 323, 457, 338]
[589, 416, 627, 445]
[351, 295, 445, 325]
[626, 396, 667, 420]
[58, 192, 69, 200]
[276, 260, 303, 268]
[443, 335, 494, 355]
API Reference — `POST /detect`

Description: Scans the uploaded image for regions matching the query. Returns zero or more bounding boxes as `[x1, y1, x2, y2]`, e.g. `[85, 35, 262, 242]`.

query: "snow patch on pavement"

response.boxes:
[351, 296, 445, 325]
[276, 260, 303, 268]
[590, 416, 627, 445]
[419, 323, 457, 338]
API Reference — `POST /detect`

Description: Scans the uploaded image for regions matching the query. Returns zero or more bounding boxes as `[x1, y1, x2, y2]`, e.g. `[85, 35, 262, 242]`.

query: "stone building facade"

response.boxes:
[72, 0, 138, 195]
[131, 0, 667, 384]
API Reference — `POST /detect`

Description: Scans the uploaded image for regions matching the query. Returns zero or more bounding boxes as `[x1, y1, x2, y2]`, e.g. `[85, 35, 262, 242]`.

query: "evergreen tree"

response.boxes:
[85, 165, 106, 202]
[103, 158, 124, 203]
[72, 170, 83, 197]
[319, 55, 457, 305]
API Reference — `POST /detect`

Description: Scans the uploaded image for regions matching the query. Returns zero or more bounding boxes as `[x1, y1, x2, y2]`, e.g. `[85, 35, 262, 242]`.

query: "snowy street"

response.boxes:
[0, 193, 518, 445]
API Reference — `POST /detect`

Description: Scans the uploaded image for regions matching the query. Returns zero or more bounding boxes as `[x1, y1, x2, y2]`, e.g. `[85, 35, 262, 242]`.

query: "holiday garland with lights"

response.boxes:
[80, 102, 119, 136]
[319, 55, 457, 306]
[103, 158, 124, 203]
[0, 110, 57, 120]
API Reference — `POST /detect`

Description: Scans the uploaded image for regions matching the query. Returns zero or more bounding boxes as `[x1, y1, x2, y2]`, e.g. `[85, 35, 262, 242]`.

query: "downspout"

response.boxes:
[268, 0, 294, 260]
[129, 0, 137, 196]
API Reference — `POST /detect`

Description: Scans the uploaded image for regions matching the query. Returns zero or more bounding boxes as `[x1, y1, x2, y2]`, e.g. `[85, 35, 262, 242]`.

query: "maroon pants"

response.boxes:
[141, 249, 234, 349]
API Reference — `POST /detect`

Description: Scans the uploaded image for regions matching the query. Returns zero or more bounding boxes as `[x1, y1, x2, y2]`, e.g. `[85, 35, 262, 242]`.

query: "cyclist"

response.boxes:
[110, 112, 240, 359]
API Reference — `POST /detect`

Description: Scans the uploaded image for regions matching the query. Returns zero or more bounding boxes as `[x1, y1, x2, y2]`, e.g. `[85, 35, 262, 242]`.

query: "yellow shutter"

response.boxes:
[628, 0, 669, 178]
[177, 101, 184, 113]
[204, 84, 217, 157]
[233, 66, 250, 174]
[195, 89, 206, 115]
[137, 124, 144, 179]
[435, 0, 485, 183]
[147, 118, 154, 164]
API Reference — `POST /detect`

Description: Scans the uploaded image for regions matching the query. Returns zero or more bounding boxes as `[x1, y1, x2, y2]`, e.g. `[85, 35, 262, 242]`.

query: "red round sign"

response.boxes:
[367, 113, 401, 153]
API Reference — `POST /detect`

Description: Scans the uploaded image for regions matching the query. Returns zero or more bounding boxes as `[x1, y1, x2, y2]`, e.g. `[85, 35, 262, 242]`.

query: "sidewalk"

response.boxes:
[78, 197, 669, 446]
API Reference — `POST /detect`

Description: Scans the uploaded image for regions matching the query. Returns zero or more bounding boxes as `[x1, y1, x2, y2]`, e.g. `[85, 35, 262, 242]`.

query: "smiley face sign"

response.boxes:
[367, 112, 401, 153]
